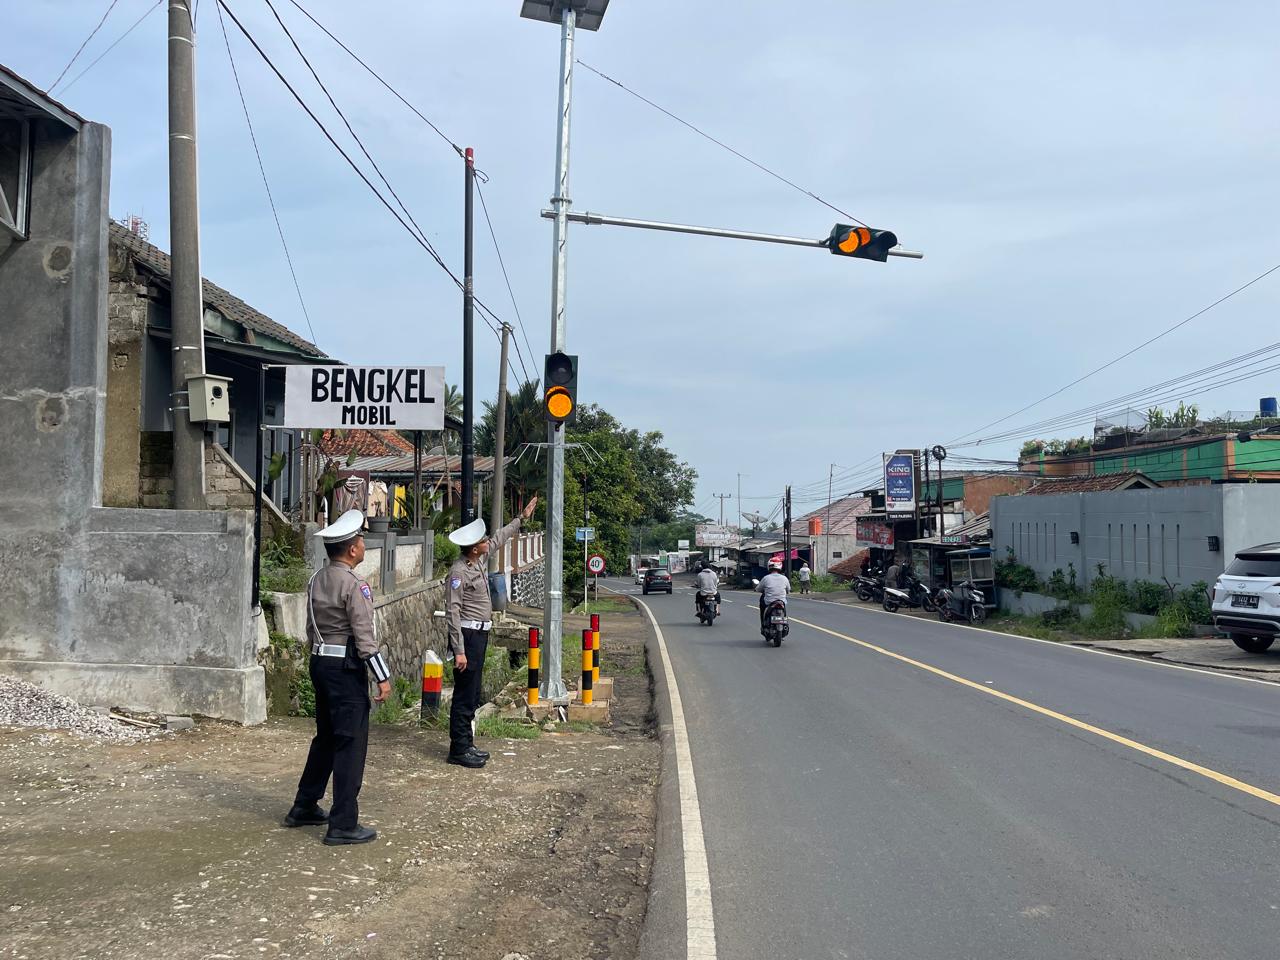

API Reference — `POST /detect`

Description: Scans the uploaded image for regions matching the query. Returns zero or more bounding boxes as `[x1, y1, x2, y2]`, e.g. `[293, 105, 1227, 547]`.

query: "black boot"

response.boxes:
[323, 824, 377, 846]
[467, 746, 490, 761]
[283, 803, 329, 827]
[447, 749, 486, 768]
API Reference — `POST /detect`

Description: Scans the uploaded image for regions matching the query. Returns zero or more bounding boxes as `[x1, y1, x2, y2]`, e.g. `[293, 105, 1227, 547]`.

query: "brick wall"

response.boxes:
[139, 433, 259, 512]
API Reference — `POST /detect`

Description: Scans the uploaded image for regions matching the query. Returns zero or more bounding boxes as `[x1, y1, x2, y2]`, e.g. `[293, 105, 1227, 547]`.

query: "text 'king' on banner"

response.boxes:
[282, 365, 446, 430]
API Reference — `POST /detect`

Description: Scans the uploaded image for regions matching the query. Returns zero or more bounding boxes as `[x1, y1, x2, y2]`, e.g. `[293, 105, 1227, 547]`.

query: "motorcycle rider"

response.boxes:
[755, 560, 791, 634]
[694, 562, 720, 617]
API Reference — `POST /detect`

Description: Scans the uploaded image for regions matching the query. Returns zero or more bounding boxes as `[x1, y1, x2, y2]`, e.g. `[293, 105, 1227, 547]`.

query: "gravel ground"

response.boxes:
[0, 676, 156, 743]
[0, 597, 657, 960]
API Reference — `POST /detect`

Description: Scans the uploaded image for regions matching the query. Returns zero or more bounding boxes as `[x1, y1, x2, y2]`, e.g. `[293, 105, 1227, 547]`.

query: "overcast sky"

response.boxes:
[12, 0, 1280, 523]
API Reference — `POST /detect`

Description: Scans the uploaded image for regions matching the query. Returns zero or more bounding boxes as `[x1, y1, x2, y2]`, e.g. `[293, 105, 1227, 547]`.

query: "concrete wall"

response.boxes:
[0, 114, 264, 723]
[811, 533, 861, 576]
[992, 486, 1222, 589]
[991, 485, 1255, 591]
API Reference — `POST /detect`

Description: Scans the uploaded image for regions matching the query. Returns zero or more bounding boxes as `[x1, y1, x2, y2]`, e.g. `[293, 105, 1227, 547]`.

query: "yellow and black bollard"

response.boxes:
[421, 650, 443, 721]
[581, 627, 594, 705]
[527, 627, 540, 706]
[590, 613, 601, 683]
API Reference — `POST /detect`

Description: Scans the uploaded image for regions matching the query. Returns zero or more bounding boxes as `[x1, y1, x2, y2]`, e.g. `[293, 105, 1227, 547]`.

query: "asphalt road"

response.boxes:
[613, 575, 1280, 960]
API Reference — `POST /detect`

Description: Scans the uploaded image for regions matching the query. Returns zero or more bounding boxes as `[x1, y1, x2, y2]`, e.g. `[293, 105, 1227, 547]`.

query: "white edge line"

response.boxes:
[630, 591, 718, 960]
[790, 594, 1280, 688]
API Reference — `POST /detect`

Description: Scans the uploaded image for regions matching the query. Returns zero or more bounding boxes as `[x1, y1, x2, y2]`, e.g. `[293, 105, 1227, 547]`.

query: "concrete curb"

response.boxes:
[601, 585, 690, 960]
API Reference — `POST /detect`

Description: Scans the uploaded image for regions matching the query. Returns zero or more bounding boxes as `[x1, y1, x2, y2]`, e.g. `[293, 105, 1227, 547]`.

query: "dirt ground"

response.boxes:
[0, 597, 656, 960]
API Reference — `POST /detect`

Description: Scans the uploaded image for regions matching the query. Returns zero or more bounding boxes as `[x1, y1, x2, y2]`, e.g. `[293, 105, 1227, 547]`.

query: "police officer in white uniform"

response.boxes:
[445, 496, 538, 767]
[285, 510, 392, 846]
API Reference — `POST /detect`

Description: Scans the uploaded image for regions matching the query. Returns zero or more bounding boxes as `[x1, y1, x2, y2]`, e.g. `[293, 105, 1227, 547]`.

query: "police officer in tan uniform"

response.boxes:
[284, 510, 392, 846]
[445, 496, 538, 767]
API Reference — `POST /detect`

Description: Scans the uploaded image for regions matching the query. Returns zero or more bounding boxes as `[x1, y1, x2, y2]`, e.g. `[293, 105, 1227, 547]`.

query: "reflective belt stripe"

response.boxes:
[311, 643, 346, 658]
[460, 619, 493, 631]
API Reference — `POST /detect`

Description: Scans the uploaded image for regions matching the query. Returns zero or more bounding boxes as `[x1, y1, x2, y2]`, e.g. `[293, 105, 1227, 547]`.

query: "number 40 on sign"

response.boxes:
[587, 554, 606, 575]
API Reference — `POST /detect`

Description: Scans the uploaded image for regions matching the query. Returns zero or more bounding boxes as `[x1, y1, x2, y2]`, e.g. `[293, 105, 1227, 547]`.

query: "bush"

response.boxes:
[433, 531, 460, 576]
[290, 670, 316, 717]
[260, 562, 310, 594]
[1131, 580, 1167, 616]
[995, 549, 1039, 596]
[1084, 566, 1130, 635]
[1038, 606, 1080, 628]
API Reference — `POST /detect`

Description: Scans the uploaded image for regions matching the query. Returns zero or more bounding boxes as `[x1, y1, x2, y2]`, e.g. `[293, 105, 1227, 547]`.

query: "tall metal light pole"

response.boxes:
[522, 0, 610, 701]
[168, 0, 208, 509]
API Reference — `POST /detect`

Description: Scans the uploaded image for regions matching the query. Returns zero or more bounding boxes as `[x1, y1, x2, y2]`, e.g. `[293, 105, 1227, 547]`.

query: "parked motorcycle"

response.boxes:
[855, 573, 885, 603]
[883, 574, 936, 613]
[936, 580, 987, 623]
[761, 600, 789, 647]
[696, 592, 719, 625]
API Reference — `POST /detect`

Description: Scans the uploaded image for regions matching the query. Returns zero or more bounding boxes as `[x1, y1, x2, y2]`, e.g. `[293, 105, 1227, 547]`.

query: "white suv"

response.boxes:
[1211, 542, 1280, 654]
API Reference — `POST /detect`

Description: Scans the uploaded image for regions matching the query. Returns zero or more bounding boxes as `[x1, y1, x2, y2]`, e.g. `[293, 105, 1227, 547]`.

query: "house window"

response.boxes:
[833, 551, 843, 559]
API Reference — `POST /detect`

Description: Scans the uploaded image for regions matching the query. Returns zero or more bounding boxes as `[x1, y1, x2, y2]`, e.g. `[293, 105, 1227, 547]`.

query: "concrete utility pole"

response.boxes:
[487, 323, 511, 574]
[825, 464, 834, 572]
[714, 493, 732, 525]
[168, 0, 207, 509]
[783, 485, 793, 579]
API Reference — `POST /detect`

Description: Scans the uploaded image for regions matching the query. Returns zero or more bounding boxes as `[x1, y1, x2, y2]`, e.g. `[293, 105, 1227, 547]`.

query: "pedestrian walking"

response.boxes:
[797, 561, 812, 594]
[445, 495, 539, 768]
[285, 510, 392, 847]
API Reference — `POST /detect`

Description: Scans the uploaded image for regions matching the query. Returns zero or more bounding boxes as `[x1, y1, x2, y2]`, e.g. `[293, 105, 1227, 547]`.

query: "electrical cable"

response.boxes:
[215, 0, 320, 349]
[947, 260, 1280, 446]
[50, 0, 124, 91]
[476, 179, 537, 383]
[577, 59, 869, 229]
[58, 0, 164, 94]
[283, 0, 463, 157]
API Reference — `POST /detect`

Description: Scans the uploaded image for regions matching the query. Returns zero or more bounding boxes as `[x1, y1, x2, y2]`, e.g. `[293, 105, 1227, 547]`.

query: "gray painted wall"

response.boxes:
[0, 113, 264, 723]
[991, 485, 1280, 591]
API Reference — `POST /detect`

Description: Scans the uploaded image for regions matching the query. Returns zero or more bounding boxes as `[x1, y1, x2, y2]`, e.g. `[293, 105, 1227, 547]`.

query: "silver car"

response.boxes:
[1211, 542, 1280, 653]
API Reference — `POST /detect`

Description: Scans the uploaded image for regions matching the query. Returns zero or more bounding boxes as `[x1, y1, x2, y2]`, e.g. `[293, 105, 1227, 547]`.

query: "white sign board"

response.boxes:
[282, 365, 445, 430]
[575, 527, 595, 541]
[695, 523, 740, 547]
[677, 539, 690, 550]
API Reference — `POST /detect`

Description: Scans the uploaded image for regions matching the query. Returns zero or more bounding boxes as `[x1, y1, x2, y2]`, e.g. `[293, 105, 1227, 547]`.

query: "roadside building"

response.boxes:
[791, 495, 871, 576]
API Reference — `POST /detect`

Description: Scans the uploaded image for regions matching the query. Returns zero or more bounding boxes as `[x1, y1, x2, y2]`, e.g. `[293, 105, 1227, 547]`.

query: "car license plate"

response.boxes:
[1231, 593, 1260, 609]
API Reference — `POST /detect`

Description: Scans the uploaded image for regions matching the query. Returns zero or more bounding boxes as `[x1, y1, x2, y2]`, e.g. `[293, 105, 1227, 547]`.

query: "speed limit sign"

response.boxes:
[587, 554, 606, 575]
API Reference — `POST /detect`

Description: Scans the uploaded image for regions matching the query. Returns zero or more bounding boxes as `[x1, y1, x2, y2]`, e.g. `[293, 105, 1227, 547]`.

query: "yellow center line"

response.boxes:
[791, 615, 1280, 809]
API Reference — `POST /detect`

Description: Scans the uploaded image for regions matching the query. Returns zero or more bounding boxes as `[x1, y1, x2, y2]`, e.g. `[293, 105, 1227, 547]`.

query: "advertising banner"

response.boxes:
[855, 517, 895, 548]
[282, 365, 445, 430]
[884, 451, 917, 514]
[695, 523, 740, 548]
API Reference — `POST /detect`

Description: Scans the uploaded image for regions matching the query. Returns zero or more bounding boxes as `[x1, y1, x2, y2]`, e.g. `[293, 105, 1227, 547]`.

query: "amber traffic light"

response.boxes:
[826, 223, 899, 262]
[543, 352, 578, 424]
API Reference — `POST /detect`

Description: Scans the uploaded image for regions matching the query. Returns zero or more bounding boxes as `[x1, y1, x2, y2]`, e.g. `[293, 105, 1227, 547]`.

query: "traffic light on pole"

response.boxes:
[826, 223, 899, 262]
[543, 352, 578, 424]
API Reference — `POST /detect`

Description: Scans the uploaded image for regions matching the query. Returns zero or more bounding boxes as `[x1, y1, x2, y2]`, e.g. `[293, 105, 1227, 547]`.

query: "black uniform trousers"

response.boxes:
[295, 655, 370, 830]
[449, 627, 488, 756]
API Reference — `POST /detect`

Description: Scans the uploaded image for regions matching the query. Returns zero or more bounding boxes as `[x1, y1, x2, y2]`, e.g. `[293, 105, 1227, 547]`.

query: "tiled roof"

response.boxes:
[319, 429, 415, 458]
[109, 221, 326, 358]
[1025, 471, 1159, 495]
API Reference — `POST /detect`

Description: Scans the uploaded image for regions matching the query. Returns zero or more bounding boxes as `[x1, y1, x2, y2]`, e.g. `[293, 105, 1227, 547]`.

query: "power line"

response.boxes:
[283, 0, 462, 157]
[215, 0, 319, 349]
[50, 0, 124, 91]
[948, 260, 1280, 447]
[58, 0, 164, 94]
[476, 179, 536, 382]
[577, 59, 869, 229]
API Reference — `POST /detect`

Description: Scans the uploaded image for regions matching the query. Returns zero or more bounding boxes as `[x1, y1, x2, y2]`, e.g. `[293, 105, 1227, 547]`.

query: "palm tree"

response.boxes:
[477, 379, 544, 516]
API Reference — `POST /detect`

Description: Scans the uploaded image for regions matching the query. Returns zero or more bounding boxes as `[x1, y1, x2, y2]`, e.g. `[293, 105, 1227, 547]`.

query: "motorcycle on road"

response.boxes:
[696, 592, 719, 625]
[761, 600, 789, 647]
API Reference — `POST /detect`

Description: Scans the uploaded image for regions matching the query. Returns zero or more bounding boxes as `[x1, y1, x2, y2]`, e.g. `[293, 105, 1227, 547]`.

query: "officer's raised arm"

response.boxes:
[491, 494, 539, 550]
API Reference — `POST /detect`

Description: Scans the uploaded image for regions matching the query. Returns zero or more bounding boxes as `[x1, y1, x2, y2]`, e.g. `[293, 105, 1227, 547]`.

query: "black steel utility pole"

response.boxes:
[461, 146, 476, 523]
[783, 485, 792, 579]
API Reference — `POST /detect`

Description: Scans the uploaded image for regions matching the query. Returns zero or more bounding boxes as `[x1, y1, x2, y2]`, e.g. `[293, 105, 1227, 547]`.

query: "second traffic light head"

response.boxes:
[543, 351, 578, 424]
[826, 223, 899, 262]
